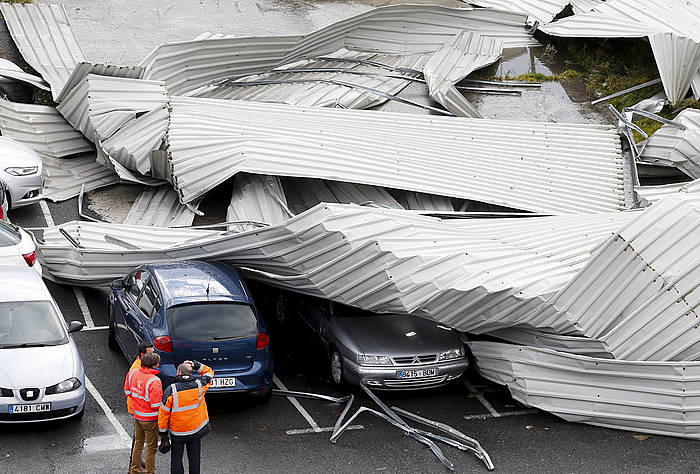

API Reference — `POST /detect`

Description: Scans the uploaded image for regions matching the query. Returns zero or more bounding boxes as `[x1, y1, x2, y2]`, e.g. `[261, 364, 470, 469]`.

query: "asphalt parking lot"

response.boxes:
[1, 199, 698, 473]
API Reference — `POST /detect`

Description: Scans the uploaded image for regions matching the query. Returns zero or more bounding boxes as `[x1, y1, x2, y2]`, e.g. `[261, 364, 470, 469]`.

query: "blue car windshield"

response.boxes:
[167, 302, 258, 341]
[0, 301, 68, 348]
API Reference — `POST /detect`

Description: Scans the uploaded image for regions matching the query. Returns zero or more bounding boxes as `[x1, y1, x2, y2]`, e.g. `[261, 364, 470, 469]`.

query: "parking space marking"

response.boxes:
[85, 376, 132, 449]
[286, 425, 364, 435]
[463, 409, 538, 421]
[463, 380, 500, 417]
[39, 199, 54, 226]
[73, 287, 95, 328]
[272, 374, 322, 433]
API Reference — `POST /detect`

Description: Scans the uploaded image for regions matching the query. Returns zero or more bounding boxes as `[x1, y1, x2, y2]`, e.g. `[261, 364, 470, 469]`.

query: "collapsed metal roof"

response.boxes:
[641, 108, 700, 179]
[468, 341, 700, 439]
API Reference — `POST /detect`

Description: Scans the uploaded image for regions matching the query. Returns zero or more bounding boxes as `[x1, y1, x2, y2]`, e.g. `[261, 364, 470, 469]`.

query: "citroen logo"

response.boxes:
[412, 356, 421, 364]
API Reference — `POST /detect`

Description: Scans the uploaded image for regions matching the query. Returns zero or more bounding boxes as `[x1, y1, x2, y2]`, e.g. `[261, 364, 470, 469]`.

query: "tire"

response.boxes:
[107, 304, 119, 351]
[329, 349, 344, 385]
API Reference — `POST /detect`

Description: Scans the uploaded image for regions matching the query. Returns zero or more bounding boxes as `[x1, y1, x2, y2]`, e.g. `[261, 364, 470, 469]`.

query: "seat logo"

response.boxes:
[212, 347, 219, 354]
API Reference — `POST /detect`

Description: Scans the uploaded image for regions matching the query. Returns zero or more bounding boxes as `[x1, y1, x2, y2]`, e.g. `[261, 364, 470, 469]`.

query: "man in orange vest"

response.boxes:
[158, 360, 214, 474]
[124, 352, 163, 474]
[127, 341, 155, 415]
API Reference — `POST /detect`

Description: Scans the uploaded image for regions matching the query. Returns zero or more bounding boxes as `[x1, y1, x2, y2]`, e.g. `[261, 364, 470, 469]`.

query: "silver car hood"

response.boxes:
[0, 342, 75, 388]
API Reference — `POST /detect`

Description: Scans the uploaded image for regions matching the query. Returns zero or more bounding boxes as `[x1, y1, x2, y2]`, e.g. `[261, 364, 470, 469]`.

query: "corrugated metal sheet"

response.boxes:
[391, 190, 454, 212]
[57, 74, 168, 143]
[468, 0, 570, 24]
[539, 0, 700, 104]
[40, 154, 118, 201]
[641, 108, 700, 178]
[485, 328, 613, 358]
[468, 341, 700, 439]
[0, 67, 50, 91]
[283, 177, 403, 214]
[37, 203, 635, 338]
[123, 186, 195, 227]
[227, 174, 289, 232]
[55, 62, 145, 103]
[0, 3, 86, 100]
[140, 4, 536, 116]
[636, 178, 700, 204]
[423, 31, 502, 118]
[0, 98, 92, 157]
[166, 96, 625, 214]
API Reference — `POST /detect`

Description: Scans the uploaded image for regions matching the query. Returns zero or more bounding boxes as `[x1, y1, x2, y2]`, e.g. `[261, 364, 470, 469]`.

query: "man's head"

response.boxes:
[138, 341, 154, 358]
[177, 362, 193, 376]
[141, 352, 160, 369]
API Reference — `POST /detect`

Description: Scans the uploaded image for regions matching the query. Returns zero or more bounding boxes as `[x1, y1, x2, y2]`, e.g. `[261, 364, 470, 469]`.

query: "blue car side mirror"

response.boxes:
[111, 279, 124, 290]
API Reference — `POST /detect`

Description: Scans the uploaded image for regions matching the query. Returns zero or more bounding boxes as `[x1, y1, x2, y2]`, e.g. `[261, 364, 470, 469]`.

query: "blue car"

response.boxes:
[108, 261, 273, 399]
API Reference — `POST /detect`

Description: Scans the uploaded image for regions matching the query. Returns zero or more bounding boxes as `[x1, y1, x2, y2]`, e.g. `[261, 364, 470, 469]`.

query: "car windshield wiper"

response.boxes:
[212, 335, 242, 340]
[0, 342, 51, 349]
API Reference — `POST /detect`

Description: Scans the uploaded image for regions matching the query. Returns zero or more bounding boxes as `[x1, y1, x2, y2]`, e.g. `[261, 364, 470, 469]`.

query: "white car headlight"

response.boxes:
[5, 166, 38, 176]
[438, 347, 464, 361]
[45, 377, 82, 395]
[357, 354, 392, 366]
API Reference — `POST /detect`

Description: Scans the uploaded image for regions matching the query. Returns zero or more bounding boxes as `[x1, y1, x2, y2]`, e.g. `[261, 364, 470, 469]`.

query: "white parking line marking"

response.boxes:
[463, 380, 500, 417]
[463, 409, 538, 421]
[82, 325, 108, 331]
[286, 425, 364, 435]
[73, 287, 95, 328]
[39, 199, 55, 226]
[85, 376, 132, 448]
[273, 374, 322, 433]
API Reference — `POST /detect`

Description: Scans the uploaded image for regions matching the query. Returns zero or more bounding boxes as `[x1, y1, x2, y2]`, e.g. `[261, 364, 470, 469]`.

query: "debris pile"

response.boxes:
[1, 0, 699, 449]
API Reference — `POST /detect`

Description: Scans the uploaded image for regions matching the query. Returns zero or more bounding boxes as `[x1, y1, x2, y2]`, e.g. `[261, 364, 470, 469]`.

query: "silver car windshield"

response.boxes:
[0, 220, 21, 247]
[167, 302, 257, 341]
[0, 301, 68, 348]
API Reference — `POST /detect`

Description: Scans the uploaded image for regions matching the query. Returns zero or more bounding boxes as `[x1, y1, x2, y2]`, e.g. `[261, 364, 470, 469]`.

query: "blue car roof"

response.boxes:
[144, 261, 253, 308]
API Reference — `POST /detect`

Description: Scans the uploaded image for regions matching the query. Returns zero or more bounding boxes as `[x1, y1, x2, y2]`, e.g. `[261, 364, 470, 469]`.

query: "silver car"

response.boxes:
[282, 294, 468, 390]
[0, 267, 85, 422]
[0, 136, 43, 209]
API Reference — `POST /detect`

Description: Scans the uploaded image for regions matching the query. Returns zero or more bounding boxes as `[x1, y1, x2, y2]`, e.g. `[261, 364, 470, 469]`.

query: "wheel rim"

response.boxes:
[331, 352, 342, 384]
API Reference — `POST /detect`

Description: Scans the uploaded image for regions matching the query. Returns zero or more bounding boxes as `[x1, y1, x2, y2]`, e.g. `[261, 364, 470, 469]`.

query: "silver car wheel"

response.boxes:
[330, 351, 343, 384]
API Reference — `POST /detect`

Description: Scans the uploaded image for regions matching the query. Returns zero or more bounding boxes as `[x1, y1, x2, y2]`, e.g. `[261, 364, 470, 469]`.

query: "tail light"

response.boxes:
[154, 336, 173, 352]
[256, 332, 269, 350]
[0, 205, 4, 221]
[23, 250, 37, 267]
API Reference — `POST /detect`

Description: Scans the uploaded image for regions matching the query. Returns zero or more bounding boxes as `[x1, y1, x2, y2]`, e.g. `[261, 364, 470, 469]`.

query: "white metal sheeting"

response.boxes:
[37, 203, 635, 338]
[538, 0, 700, 104]
[0, 98, 92, 158]
[0, 3, 86, 100]
[123, 187, 195, 227]
[636, 179, 700, 204]
[57, 74, 168, 143]
[227, 174, 290, 232]
[641, 108, 700, 179]
[166, 97, 625, 214]
[468, 341, 700, 439]
[40, 154, 118, 201]
[55, 62, 145, 103]
[484, 328, 613, 358]
[468, 0, 570, 24]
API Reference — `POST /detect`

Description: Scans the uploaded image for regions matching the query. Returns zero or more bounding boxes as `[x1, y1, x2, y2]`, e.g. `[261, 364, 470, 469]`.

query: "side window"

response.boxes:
[125, 270, 149, 303]
[137, 281, 161, 319]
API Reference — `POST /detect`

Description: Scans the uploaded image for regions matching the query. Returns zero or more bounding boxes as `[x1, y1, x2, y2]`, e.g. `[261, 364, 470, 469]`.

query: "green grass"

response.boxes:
[0, 0, 33, 4]
[495, 70, 584, 83]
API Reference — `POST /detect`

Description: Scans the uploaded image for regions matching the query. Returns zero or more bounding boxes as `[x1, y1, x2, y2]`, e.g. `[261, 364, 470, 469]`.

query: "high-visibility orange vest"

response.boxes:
[159, 363, 214, 439]
[125, 358, 141, 415]
[124, 367, 163, 422]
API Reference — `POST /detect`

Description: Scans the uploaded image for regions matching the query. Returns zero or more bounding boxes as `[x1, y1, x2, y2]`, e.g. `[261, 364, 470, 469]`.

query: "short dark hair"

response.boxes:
[141, 352, 160, 369]
[177, 363, 193, 376]
[138, 341, 154, 356]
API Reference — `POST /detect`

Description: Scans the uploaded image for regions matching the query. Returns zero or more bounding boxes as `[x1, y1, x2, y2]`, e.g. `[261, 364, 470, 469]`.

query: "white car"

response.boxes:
[0, 219, 41, 275]
[0, 267, 85, 422]
[0, 136, 43, 210]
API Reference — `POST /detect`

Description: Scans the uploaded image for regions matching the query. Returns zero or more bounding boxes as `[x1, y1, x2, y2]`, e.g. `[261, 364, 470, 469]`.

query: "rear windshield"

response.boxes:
[0, 220, 21, 247]
[167, 302, 258, 341]
[0, 301, 68, 348]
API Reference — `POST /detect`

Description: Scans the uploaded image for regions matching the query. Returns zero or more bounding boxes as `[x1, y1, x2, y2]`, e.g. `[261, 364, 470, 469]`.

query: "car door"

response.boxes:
[132, 279, 162, 355]
[116, 269, 149, 358]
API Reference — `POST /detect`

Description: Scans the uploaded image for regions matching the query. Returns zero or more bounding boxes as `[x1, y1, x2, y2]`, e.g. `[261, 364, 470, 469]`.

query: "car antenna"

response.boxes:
[206, 274, 211, 298]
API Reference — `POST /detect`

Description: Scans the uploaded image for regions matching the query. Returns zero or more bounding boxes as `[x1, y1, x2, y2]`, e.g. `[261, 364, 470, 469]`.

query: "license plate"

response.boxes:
[10, 403, 50, 413]
[211, 377, 236, 388]
[397, 369, 437, 379]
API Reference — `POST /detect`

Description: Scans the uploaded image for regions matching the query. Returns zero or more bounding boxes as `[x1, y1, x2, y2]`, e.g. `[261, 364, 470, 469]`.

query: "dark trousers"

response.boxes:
[170, 437, 201, 474]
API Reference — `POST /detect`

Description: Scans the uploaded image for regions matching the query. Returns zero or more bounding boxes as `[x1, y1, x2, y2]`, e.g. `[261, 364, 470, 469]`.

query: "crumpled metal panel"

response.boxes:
[40, 154, 118, 202]
[423, 31, 502, 118]
[0, 67, 50, 91]
[0, 98, 92, 157]
[641, 108, 700, 178]
[484, 328, 612, 358]
[123, 186, 195, 227]
[227, 174, 290, 232]
[283, 177, 403, 214]
[468, 341, 700, 439]
[166, 97, 625, 213]
[57, 74, 168, 143]
[55, 62, 145, 103]
[37, 203, 635, 338]
[538, 0, 700, 104]
[468, 0, 570, 24]
[391, 190, 453, 212]
[636, 178, 700, 205]
[0, 3, 86, 100]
